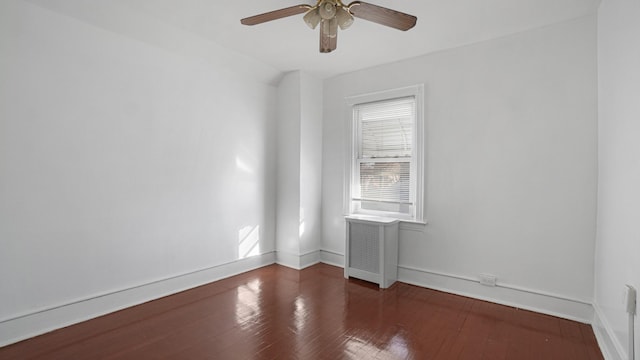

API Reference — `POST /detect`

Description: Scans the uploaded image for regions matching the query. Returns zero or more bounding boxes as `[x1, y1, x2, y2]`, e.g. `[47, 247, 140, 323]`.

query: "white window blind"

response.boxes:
[353, 97, 416, 216]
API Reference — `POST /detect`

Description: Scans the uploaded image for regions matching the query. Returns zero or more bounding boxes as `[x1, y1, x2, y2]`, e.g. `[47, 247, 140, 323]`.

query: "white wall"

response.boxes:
[594, 1, 640, 359]
[276, 71, 323, 269]
[0, 0, 278, 345]
[276, 72, 303, 262]
[299, 72, 324, 259]
[322, 15, 598, 321]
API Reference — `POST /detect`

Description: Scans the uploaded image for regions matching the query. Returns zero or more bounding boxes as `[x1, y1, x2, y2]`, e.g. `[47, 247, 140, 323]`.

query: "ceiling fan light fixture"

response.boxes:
[335, 6, 354, 30]
[303, 8, 321, 29]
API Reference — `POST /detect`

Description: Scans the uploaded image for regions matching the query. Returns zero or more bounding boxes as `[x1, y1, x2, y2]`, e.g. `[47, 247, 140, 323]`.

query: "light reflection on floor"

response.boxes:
[344, 332, 410, 359]
[293, 296, 307, 333]
[234, 278, 262, 330]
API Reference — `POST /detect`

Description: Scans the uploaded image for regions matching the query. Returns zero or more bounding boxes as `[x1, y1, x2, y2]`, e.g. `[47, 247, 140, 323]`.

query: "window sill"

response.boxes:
[345, 214, 400, 224]
[346, 214, 427, 232]
[399, 220, 427, 232]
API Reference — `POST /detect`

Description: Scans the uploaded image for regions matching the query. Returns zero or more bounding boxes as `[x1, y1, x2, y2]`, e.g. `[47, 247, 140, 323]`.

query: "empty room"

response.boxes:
[0, 0, 638, 359]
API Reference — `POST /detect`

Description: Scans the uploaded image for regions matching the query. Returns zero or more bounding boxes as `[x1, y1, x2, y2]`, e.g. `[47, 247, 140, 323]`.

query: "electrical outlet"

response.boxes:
[479, 273, 497, 287]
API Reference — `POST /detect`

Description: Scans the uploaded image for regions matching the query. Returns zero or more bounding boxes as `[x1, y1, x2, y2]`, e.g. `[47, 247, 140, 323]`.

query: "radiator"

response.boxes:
[344, 216, 399, 288]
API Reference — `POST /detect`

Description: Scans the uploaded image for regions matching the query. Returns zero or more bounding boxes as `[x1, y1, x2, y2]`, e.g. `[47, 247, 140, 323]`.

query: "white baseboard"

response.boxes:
[592, 303, 626, 360]
[300, 250, 321, 269]
[398, 265, 594, 323]
[275, 251, 300, 269]
[276, 250, 321, 270]
[319, 249, 344, 268]
[0, 252, 276, 347]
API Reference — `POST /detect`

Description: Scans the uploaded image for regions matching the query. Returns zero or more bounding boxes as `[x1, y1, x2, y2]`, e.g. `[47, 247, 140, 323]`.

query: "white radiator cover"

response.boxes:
[344, 216, 399, 288]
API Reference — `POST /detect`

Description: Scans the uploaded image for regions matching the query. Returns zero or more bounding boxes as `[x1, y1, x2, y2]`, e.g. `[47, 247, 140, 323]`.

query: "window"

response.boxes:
[346, 85, 424, 222]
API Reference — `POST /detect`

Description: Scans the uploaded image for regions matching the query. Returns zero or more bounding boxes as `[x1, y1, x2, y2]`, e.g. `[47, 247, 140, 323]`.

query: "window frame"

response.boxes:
[344, 85, 425, 223]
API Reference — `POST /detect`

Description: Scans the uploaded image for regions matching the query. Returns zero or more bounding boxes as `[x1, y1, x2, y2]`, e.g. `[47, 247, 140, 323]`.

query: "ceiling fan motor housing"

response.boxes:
[319, 0, 337, 19]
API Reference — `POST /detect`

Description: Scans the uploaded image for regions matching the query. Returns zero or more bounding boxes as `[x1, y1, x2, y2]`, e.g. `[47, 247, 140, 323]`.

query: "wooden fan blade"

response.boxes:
[320, 19, 337, 53]
[241, 5, 311, 26]
[348, 1, 417, 31]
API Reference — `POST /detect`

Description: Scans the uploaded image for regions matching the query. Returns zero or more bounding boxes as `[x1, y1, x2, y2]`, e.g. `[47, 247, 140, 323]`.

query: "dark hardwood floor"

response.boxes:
[0, 263, 603, 359]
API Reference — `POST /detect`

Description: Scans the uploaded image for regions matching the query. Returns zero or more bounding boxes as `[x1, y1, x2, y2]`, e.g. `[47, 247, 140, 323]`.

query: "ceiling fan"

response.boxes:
[240, 1, 417, 53]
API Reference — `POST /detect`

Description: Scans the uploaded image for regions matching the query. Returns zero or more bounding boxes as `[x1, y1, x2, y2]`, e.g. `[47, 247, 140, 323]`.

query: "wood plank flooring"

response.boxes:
[0, 263, 603, 359]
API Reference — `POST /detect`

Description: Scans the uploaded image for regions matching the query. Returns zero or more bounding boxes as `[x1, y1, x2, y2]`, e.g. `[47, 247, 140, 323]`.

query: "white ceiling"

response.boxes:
[25, 0, 601, 79]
